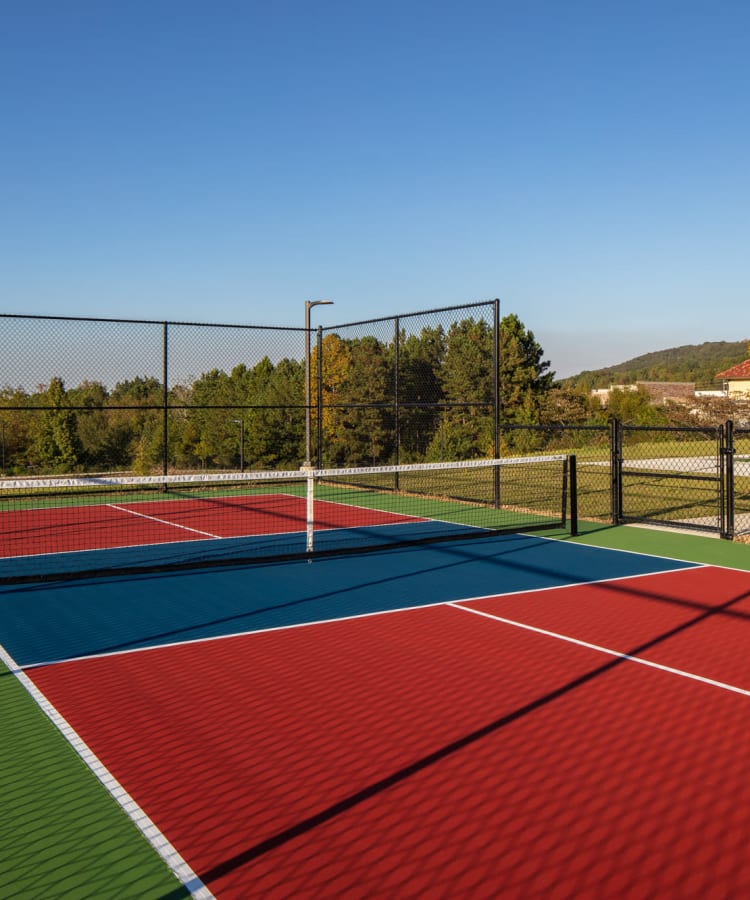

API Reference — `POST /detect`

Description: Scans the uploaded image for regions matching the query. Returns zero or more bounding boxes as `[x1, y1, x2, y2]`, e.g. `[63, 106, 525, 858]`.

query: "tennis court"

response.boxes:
[2, 461, 750, 897]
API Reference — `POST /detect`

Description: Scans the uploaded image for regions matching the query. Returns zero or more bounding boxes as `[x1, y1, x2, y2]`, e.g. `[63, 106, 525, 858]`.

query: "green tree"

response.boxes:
[500, 313, 554, 423]
[606, 386, 669, 427]
[538, 387, 599, 426]
[67, 381, 111, 471]
[397, 326, 445, 460]
[233, 356, 296, 468]
[244, 358, 305, 468]
[186, 369, 237, 469]
[108, 377, 165, 473]
[0, 387, 32, 474]
[33, 378, 82, 472]
[426, 317, 495, 459]
[332, 335, 392, 466]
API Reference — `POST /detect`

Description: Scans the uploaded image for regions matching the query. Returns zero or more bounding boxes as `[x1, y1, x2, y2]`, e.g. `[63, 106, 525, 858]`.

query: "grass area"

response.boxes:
[0, 659, 189, 899]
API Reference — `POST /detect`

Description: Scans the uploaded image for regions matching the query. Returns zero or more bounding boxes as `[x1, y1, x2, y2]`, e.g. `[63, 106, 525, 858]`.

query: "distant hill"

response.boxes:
[560, 340, 750, 391]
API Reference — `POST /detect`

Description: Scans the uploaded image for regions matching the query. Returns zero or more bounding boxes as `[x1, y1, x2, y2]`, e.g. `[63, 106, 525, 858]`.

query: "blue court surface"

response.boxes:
[1, 533, 697, 667]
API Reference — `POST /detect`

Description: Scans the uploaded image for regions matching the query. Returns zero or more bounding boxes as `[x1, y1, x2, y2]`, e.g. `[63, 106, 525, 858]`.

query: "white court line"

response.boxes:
[0, 640, 214, 900]
[449, 601, 750, 698]
[108, 504, 222, 539]
[15, 563, 708, 672]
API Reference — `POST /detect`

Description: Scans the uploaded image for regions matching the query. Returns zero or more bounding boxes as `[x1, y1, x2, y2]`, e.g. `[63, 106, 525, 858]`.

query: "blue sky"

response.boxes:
[2, 1, 748, 378]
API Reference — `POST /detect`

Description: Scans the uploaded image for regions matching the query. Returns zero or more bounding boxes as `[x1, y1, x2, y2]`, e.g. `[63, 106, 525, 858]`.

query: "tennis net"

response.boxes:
[0, 454, 573, 583]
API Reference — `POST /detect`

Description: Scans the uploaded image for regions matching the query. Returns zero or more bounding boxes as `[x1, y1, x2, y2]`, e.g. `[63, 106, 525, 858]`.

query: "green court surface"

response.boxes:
[567, 521, 750, 571]
[0, 659, 189, 899]
[2, 523, 748, 898]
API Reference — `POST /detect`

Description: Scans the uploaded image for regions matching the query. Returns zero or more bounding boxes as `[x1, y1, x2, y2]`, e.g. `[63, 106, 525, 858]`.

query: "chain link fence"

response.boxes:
[0, 315, 304, 476]
[2, 310, 749, 540]
[616, 423, 725, 534]
[732, 426, 750, 538]
[0, 302, 499, 477]
[499, 424, 612, 522]
[500, 421, 747, 539]
[319, 304, 500, 468]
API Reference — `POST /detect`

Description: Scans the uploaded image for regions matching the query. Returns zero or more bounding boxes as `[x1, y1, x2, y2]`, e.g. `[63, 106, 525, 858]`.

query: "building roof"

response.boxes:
[716, 359, 750, 380]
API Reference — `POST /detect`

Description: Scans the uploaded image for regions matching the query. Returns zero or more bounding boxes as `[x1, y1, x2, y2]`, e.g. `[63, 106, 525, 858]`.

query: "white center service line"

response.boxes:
[108, 504, 222, 539]
[449, 601, 750, 699]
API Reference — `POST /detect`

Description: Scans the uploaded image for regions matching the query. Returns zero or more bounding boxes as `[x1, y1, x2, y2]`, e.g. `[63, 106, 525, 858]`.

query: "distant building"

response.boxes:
[715, 359, 750, 397]
[591, 382, 695, 406]
[637, 382, 696, 403]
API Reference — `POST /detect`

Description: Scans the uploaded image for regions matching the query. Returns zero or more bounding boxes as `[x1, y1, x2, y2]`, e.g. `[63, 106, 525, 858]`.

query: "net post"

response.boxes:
[568, 454, 578, 536]
[304, 467, 315, 553]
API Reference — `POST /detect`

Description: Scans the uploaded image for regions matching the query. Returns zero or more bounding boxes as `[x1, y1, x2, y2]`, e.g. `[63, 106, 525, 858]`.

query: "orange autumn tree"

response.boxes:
[311, 333, 351, 463]
[311, 333, 392, 466]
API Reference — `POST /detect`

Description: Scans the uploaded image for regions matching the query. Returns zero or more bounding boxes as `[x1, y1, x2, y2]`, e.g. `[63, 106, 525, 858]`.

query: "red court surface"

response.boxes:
[0, 494, 422, 557]
[26, 566, 750, 898]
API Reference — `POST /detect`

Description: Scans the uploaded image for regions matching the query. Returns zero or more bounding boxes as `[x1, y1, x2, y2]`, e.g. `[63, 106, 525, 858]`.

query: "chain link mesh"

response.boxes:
[734, 427, 750, 537]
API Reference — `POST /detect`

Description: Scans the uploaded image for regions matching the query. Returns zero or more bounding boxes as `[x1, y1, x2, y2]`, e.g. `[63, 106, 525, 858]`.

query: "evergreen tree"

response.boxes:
[396, 325, 445, 460]
[34, 378, 82, 472]
[109, 376, 165, 473]
[426, 317, 495, 459]
[334, 335, 391, 466]
[244, 357, 305, 468]
[500, 313, 554, 423]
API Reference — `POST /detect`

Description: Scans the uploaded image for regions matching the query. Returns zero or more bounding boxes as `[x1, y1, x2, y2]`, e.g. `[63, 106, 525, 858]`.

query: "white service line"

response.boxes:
[449, 601, 750, 698]
[108, 504, 222, 539]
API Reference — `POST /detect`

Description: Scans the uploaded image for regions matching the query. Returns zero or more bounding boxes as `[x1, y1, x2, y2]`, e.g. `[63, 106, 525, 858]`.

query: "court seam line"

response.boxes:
[0, 639, 215, 900]
[449, 601, 750, 698]
[108, 503, 222, 539]
[13, 563, 710, 671]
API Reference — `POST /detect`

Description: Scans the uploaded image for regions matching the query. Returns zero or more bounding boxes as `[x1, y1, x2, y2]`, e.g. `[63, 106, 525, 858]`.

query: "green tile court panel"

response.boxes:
[0, 660, 188, 899]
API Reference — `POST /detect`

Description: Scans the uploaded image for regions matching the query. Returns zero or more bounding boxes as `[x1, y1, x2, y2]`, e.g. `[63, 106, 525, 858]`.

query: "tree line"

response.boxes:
[5, 313, 740, 477]
[565, 340, 749, 392]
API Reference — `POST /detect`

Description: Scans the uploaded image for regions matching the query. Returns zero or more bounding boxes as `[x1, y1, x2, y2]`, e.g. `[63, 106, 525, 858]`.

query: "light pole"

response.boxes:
[303, 300, 334, 469]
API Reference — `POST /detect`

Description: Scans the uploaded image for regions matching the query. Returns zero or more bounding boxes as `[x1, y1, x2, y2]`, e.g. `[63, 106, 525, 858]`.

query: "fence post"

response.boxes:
[162, 321, 169, 481]
[316, 325, 324, 468]
[394, 316, 400, 487]
[723, 420, 735, 540]
[610, 418, 621, 524]
[569, 454, 578, 536]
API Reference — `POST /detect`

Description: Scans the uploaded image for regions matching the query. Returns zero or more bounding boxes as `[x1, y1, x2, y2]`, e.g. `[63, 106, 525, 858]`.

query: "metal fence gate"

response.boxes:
[613, 421, 729, 537]
[729, 423, 750, 538]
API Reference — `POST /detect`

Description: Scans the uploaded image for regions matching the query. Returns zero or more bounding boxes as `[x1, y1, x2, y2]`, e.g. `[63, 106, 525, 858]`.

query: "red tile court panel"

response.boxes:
[0, 494, 423, 557]
[27, 576, 750, 898]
